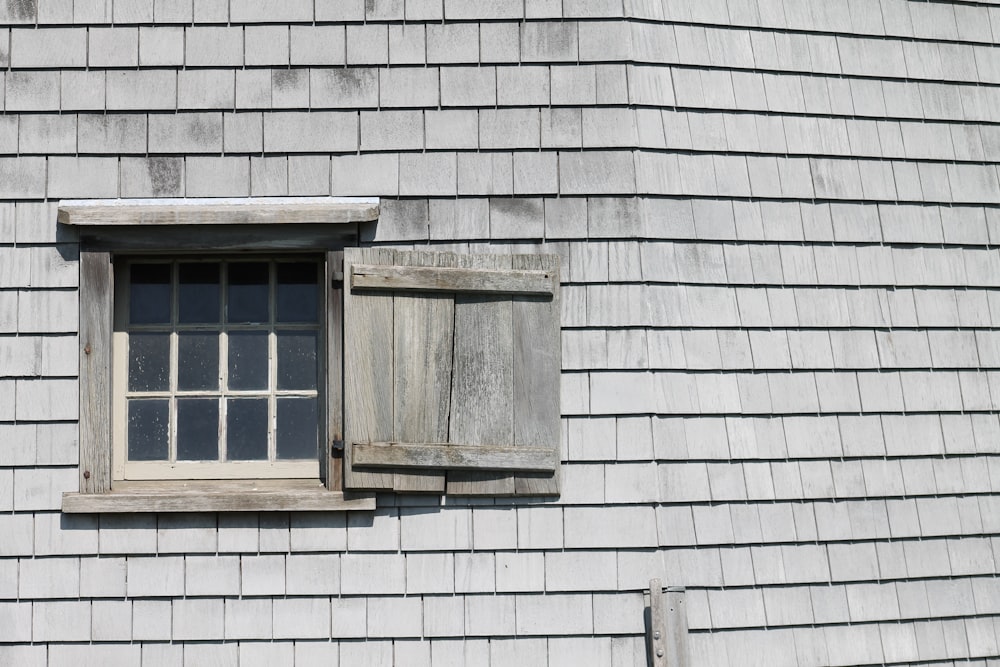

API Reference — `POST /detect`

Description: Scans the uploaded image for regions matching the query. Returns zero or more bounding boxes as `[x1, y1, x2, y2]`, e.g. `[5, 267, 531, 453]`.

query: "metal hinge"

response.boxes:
[331, 439, 345, 458]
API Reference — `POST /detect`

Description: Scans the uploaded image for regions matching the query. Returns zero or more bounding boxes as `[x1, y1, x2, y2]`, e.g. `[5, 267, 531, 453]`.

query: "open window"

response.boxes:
[60, 198, 561, 513]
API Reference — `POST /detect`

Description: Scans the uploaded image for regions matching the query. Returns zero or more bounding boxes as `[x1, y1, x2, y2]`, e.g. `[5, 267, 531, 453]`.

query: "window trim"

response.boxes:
[60, 198, 378, 513]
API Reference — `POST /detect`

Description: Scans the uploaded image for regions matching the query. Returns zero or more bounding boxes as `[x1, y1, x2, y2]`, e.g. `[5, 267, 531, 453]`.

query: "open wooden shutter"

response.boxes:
[343, 248, 561, 496]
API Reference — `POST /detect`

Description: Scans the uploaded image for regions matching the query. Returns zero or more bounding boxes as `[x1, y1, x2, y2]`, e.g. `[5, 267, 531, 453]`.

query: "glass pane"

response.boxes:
[177, 333, 219, 391]
[127, 399, 169, 461]
[176, 398, 219, 461]
[277, 331, 317, 390]
[178, 263, 220, 324]
[226, 398, 268, 461]
[276, 397, 317, 459]
[128, 333, 170, 392]
[228, 332, 269, 390]
[228, 262, 269, 323]
[129, 263, 171, 324]
[276, 262, 318, 323]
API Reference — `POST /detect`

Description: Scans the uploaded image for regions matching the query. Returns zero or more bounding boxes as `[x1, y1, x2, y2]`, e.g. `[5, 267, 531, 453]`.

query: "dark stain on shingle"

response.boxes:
[330, 68, 375, 95]
[187, 115, 221, 145]
[273, 69, 305, 91]
[492, 198, 543, 219]
[7, 0, 36, 21]
[147, 158, 182, 197]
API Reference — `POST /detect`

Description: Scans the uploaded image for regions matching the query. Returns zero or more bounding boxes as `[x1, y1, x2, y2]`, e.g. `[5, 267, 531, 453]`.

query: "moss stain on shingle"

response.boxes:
[7, 0, 35, 21]
[147, 158, 182, 197]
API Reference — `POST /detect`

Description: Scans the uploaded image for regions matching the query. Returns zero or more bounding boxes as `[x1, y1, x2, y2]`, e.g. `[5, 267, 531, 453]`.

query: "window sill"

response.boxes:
[61, 479, 376, 513]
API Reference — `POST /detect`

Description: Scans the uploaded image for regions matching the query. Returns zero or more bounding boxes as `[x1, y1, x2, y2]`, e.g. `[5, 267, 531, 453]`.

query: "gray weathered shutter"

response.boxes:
[343, 248, 561, 496]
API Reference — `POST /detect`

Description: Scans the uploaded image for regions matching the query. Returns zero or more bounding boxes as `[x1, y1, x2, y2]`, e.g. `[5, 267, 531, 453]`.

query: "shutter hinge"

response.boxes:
[331, 271, 344, 289]
[331, 439, 345, 458]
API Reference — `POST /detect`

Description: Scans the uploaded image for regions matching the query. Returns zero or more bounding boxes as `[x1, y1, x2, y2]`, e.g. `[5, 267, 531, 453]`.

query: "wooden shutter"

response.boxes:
[343, 248, 561, 496]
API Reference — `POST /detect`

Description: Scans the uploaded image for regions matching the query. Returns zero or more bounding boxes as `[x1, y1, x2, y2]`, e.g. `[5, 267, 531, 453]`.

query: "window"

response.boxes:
[113, 258, 323, 482]
[59, 198, 561, 513]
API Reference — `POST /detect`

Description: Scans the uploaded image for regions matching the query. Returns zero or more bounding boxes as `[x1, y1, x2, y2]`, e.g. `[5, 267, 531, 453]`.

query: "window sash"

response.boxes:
[111, 256, 324, 482]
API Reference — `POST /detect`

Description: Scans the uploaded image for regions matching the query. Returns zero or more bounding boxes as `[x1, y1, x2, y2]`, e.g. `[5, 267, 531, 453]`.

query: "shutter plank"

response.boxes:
[447, 254, 516, 495]
[79, 250, 112, 494]
[512, 254, 562, 496]
[343, 248, 395, 490]
[391, 251, 453, 493]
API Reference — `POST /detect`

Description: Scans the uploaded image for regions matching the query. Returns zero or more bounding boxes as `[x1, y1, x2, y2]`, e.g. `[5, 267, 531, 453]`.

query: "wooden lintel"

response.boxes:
[350, 264, 555, 296]
[58, 197, 380, 226]
[62, 480, 376, 513]
[352, 442, 558, 472]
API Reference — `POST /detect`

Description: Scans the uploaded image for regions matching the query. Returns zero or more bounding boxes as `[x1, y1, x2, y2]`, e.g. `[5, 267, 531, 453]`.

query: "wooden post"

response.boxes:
[648, 578, 667, 667]
[325, 250, 344, 491]
[648, 579, 688, 667]
[79, 250, 113, 494]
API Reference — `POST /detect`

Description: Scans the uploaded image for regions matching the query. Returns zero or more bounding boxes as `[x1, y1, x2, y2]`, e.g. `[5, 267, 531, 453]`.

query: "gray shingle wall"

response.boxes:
[1, 0, 999, 664]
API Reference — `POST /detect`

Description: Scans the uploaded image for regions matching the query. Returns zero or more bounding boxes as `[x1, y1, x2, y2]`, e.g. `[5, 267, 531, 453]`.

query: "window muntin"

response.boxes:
[112, 257, 323, 481]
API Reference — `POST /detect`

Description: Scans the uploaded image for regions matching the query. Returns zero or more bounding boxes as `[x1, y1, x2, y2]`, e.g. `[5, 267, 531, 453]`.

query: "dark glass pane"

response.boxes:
[276, 262, 318, 323]
[127, 399, 169, 461]
[226, 398, 268, 461]
[277, 331, 317, 390]
[128, 333, 170, 392]
[129, 263, 171, 324]
[228, 331, 269, 390]
[176, 398, 219, 461]
[177, 333, 219, 391]
[178, 263, 220, 324]
[228, 262, 269, 323]
[276, 397, 317, 459]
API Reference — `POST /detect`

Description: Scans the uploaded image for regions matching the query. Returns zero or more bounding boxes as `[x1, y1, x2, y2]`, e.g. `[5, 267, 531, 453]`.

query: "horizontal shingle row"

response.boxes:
[0, 505, 654, 555]
[0, 551, 645, 599]
[4, 0, 998, 43]
[565, 242, 1000, 287]
[12, 109, 1000, 165]
[662, 497, 1000, 545]
[566, 328, 1000, 371]
[414, 198, 1000, 244]
[8, 196, 989, 245]
[658, 459, 999, 502]
[580, 368, 1000, 414]
[687, 577, 1000, 629]
[0, 423, 77, 467]
[652, 0, 1000, 45]
[571, 413, 1000, 460]
[3, 537, 992, 600]
[1, 636, 643, 667]
[569, 284, 1000, 328]
[688, 616, 1000, 667]
[0, 0, 626, 25]
[0, 592, 634, 641]
[10, 151, 1000, 202]
[7, 21, 1000, 86]
[9, 65, 1000, 127]
[563, 284, 1000, 328]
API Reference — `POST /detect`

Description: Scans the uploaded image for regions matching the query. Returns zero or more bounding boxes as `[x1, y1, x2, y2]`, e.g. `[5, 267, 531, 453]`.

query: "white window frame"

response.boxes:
[59, 197, 379, 513]
[112, 256, 324, 482]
